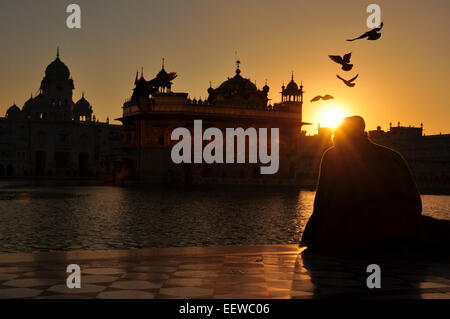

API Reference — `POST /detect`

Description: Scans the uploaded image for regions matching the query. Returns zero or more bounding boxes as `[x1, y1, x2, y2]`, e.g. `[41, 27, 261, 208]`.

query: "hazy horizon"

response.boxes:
[0, 0, 449, 135]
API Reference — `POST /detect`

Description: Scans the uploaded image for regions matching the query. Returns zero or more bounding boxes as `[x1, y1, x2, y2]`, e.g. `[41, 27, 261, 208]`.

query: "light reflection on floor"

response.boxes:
[0, 245, 448, 299]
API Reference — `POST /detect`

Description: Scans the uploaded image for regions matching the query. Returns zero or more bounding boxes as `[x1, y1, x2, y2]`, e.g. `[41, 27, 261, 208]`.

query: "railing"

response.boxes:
[122, 99, 303, 123]
[150, 104, 300, 120]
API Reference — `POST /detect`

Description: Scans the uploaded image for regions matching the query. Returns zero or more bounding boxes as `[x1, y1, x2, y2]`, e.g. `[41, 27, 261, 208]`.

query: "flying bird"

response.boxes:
[336, 74, 359, 87]
[311, 95, 334, 102]
[328, 53, 353, 71]
[347, 22, 384, 41]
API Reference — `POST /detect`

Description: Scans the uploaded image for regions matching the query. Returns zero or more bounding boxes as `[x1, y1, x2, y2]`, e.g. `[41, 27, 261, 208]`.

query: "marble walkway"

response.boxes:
[0, 245, 449, 299]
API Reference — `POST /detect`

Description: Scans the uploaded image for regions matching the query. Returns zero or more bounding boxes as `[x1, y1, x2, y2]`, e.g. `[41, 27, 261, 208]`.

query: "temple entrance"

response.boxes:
[54, 152, 71, 177]
[35, 151, 46, 176]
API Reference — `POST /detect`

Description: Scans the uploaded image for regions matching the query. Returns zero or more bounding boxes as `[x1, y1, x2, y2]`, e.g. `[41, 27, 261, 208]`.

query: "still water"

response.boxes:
[0, 183, 448, 253]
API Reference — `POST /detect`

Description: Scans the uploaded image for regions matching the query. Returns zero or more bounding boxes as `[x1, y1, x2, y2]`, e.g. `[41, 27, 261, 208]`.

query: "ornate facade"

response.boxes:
[0, 51, 121, 179]
[118, 61, 315, 185]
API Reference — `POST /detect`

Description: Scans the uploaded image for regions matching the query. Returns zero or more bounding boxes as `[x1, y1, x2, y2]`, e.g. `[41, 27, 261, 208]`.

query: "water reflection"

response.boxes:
[0, 185, 447, 253]
[0, 186, 314, 252]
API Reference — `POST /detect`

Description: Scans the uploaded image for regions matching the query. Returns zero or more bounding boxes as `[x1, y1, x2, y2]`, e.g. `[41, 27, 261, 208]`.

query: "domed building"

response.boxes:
[13, 50, 76, 121]
[274, 72, 304, 113]
[22, 93, 52, 120]
[5, 104, 22, 120]
[281, 73, 303, 103]
[22, 94, 35, 116]
[127, 62, 179, 113]
[119, 59, 311, 185]
[37, 49, 75, 121]
[206, 61, 269, 108]
[74, 93, 93, 122]
[152, 61, 176, 93]
[45, 55, 70, 79]
[0, 49, 122, 179]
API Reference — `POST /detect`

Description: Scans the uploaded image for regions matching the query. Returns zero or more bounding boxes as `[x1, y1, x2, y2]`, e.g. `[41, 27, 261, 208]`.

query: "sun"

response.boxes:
[321, 109, 344, 128]
[317, 103, 346, 129]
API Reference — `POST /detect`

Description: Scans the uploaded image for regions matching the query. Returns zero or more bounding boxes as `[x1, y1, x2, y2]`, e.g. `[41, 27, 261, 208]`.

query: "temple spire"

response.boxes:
[235, 51, 241, 74]
[57, 47, 60, 58]
[162, 58, 165, 69]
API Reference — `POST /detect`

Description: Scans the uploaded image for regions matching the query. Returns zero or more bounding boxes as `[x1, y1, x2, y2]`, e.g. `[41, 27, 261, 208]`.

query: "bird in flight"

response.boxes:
[329, 53, 353, 71]
[311, 95, 334, 102]
[336, 74, 359, 87]
[347, 22, 384, 41]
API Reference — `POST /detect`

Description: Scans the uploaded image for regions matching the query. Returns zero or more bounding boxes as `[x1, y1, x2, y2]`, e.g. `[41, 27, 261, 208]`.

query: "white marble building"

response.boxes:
[0, 51, 121, 179]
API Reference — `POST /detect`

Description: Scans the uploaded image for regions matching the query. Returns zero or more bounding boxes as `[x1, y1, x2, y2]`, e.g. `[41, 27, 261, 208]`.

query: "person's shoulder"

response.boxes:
[322, 146, 337, 159]
[319, 146, 339, 166]
[369, 141, 406, 162]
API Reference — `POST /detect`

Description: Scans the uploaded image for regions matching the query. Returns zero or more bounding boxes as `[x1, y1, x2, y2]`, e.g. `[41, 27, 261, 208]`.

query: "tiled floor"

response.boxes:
[0, 245, 448, 299]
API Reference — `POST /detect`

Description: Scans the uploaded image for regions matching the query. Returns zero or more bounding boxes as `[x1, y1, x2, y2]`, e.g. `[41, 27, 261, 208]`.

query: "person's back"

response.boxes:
[301, 116, 423, 253]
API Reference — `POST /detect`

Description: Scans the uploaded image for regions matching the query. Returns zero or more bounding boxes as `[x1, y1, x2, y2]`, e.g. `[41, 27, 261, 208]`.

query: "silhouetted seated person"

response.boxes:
[301, 116, 449, 255]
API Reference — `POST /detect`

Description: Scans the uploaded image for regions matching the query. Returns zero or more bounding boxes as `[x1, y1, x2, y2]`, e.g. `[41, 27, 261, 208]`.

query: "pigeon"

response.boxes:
[347, 22, 383, 41]
[311, 95, 334, 102]
[328, 53, 353, 71]
[336, 74, 359, 87]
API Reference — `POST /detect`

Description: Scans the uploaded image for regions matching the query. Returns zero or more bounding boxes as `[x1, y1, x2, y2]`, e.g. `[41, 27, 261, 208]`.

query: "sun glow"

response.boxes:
[317, 103, 347, 129]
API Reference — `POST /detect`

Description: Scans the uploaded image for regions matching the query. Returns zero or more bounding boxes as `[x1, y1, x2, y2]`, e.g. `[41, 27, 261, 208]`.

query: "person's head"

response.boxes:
[333, 116, 367, 147]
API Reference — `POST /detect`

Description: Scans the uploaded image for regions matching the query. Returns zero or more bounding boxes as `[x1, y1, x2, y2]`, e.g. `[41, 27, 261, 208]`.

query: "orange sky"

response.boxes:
[0, 0, 449, 135]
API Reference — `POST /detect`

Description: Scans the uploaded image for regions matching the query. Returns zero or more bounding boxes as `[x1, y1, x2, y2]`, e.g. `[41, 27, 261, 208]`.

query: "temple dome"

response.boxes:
[45, 53, 70, 79]
[285, 79, 299, 94]
[5, 104, 22, 120]
[140, 64, 177, 95]
[75, 95, 91, 111]
[74, 95, 93, 121]
[217, 69, 257, 93]
[21, 93, 51, 119]
[156, 68, 169, 78]
[207, 66, 268, 108]
[280, 73, 303, 104]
